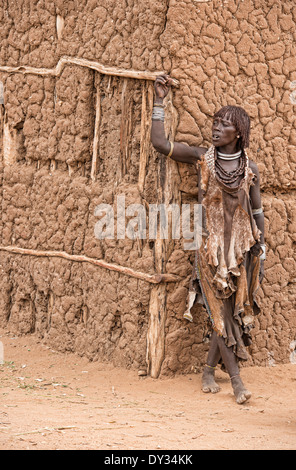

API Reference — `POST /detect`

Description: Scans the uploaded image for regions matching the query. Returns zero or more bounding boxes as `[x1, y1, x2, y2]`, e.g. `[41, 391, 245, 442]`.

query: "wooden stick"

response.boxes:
[0, 245, 181, 284]
[91, 74, 101, 182]
[119, 78, 132, 182]
[138, 82, 147, 193]
[138, 82, 153, 193]
[0, 56, 180, 86]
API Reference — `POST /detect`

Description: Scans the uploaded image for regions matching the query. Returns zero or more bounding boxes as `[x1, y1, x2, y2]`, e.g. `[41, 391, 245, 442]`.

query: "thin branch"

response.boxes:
[0, 245, 181, 284]
[0, 56, 179, 86]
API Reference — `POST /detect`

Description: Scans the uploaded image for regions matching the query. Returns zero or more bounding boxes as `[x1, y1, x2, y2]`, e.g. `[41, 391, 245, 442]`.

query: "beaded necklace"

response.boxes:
[204, 146, 247, 185]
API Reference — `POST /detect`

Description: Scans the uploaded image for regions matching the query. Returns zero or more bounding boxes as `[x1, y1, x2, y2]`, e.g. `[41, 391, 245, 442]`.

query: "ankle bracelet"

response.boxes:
[205, 364, 216, 370]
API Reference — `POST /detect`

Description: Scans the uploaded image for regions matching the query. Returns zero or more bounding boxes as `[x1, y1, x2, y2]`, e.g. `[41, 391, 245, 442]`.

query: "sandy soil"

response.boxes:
[0, 328, 295, 451]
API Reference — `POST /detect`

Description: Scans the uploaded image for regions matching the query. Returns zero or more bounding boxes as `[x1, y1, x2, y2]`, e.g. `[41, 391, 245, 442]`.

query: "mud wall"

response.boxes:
[0, 0, 295, 375]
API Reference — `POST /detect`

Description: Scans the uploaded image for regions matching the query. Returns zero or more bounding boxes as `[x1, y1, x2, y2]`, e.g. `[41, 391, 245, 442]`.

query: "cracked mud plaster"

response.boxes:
[0, 0, 295, 374]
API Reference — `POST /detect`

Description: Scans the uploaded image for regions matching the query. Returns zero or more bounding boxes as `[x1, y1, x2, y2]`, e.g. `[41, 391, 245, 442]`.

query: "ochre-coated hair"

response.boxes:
[213, 105, 251, 149]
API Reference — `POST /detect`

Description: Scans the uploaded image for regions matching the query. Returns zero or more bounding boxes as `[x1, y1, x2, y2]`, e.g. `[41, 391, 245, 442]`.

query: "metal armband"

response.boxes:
[260, 244, 266, 261]
[252, 207, 263, 216]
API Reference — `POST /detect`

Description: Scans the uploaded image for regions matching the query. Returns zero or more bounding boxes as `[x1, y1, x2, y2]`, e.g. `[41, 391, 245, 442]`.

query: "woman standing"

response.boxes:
[151, 75, 265, 404]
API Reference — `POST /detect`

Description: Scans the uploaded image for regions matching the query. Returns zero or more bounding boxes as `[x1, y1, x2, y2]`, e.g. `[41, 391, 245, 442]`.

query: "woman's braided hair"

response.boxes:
[213, 105, 251, 150]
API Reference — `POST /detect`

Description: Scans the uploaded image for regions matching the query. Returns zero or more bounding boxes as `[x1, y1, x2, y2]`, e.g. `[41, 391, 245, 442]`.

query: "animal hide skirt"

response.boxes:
[184, 147, 262, 362]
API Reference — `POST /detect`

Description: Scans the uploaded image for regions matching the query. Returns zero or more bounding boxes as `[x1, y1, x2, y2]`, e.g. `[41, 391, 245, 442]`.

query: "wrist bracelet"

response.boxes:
[152, 106, 165, 121]
[167, 141, 174, 158]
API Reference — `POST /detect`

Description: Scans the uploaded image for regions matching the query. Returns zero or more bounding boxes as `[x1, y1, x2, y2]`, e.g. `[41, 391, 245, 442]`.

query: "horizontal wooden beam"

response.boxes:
[0, 56, 179, 86]
[0, 245, 181, 284]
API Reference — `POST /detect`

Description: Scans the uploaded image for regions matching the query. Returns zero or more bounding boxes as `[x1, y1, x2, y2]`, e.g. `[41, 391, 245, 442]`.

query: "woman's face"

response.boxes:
[212, 115, 238, 148]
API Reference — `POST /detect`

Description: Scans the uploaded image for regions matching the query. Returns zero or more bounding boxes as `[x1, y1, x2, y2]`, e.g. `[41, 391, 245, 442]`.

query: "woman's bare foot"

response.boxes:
[231, 375, 252, 404]
[202, 366, 221, 394]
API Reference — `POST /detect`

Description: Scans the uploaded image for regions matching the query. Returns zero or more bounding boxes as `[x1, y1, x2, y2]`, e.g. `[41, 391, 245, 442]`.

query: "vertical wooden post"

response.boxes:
[0, 103, 4, 162]
[3, 111, 17, 166]
[138, 81, 153, 194]
[118, 78, 133, 184]
[146, 89, 180, 378]
[91, 73, 101, 182]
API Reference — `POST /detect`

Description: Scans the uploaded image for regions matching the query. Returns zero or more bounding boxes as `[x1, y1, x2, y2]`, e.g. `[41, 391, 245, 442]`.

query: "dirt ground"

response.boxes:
[0, 328, 295, 451]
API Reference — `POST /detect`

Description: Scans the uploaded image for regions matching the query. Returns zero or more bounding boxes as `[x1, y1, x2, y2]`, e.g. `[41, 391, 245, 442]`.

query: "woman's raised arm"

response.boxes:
[150, 75, 207, 164]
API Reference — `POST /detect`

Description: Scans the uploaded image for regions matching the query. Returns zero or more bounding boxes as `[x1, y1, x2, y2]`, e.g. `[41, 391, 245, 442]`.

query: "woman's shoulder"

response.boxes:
[248, 158, 259, 175]
[247, 158, 261, 188]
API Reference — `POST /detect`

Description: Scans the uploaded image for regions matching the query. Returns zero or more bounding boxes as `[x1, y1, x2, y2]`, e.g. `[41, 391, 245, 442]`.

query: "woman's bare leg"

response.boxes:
[216, 335, 251, 404]
[202, 332, 221, 393]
